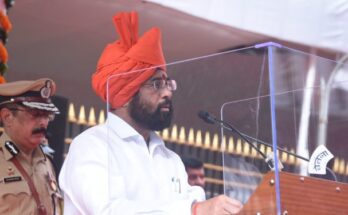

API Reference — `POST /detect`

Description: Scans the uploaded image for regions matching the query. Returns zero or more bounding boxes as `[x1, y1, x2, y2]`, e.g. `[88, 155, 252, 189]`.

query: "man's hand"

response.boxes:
[192, 195, 243, 215]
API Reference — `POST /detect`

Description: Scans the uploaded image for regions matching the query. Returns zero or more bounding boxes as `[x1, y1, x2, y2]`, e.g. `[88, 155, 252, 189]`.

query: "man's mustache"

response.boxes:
[32, 127, 47, 135]
[158, 99, 172, 109]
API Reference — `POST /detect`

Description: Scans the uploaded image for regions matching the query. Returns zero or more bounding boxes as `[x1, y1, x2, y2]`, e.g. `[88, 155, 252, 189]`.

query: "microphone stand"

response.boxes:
[198, 111, 338, 181]
[221, 119, 337, 181]
[215, 118, 276, 170]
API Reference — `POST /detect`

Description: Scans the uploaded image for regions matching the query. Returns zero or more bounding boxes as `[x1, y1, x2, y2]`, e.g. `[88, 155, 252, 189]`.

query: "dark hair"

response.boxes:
[0, 103, 21, 125]
[182, 157, 204, 169]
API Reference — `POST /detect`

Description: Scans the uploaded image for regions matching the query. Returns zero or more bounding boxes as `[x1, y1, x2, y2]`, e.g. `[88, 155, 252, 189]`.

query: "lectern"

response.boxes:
[239, 171, 348, 215]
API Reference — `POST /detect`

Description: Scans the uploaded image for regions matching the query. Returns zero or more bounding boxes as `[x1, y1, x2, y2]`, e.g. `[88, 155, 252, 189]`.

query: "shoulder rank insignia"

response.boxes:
[7, 166, 15, 176]
[4, 141, 19, 156]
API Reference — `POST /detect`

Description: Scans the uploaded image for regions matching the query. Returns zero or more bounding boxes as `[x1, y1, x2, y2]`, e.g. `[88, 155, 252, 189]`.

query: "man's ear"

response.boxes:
[0, 108, 14, 126]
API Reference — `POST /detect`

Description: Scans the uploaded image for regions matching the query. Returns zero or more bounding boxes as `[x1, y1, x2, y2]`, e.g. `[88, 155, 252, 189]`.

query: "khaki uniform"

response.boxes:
[0, 132, 62, 215]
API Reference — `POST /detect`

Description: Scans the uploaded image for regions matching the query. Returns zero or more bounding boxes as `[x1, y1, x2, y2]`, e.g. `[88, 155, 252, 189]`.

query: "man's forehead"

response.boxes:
[149, 69, 167, 80]
[188, 167, 204, 173]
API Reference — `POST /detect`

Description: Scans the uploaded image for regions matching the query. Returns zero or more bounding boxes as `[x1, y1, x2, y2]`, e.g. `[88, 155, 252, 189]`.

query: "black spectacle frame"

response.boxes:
[142, 78, 177, 91]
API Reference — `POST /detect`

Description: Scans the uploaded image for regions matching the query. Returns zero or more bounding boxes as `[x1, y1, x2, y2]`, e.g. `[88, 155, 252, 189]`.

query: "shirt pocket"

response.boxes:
[0, 179, 30, 197]
[0, 179, 31, 213]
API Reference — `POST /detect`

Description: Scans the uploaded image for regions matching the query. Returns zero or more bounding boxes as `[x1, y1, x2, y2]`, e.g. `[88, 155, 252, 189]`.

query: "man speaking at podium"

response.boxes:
[59, 11, 242, 215]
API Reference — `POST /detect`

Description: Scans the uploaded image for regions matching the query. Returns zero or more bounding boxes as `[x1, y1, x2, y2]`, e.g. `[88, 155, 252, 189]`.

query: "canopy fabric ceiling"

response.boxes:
[5, 0, 344, 110]
[5, 0, 269, 109]
[148, 0, 348, 54]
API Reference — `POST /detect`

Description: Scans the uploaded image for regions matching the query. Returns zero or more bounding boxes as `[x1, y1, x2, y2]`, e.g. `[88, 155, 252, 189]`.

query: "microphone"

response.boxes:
[198, 110, 273, 169]
[198, 111, 215, 124]
[197, 110, 338, 181]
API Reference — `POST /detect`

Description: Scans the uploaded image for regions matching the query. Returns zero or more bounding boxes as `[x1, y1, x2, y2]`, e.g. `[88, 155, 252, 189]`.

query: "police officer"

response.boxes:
[0, 78, 62, 215]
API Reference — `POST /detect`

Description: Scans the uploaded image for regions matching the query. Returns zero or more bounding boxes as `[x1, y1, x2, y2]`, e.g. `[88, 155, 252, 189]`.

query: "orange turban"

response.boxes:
[92, 11, 166, 108]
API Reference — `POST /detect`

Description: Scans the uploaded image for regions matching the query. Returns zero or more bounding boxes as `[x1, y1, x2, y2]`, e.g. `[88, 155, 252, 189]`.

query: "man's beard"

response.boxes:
[129, 93, 173, 131]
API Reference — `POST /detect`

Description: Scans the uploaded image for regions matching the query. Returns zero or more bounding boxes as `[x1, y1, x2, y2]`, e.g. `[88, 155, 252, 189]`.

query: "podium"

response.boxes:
[238, 171, 348, 215]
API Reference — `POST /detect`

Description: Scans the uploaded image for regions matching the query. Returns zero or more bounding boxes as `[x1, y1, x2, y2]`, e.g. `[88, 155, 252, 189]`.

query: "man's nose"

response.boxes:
[37, 116, 50, 126]
[196, 177, 205, 187]
[160, 87, 173, 99]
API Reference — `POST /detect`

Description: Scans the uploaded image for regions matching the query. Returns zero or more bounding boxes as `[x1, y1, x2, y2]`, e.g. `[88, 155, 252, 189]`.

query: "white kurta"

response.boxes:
[59, 113, 205, 215]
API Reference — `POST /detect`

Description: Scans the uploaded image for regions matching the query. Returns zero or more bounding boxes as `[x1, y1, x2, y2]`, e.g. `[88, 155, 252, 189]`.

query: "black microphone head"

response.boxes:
[197, 110, 215, 124]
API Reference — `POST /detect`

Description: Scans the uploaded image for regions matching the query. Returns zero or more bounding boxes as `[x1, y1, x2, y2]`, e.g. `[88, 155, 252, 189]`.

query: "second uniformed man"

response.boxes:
[0, 78, 62, 215]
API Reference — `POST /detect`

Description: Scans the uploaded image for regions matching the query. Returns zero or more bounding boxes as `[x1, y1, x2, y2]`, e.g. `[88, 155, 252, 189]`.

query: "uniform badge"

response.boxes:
[46, 172, 57, 192]
[7, 166, 15, 176]
[50, 180, 57, 192]
[40, 80, 52, 99]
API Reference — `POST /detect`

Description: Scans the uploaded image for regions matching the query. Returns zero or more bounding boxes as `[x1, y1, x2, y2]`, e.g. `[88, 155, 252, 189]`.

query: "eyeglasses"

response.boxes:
[9, 108, 55, 121]
[143, 79, 177, 91]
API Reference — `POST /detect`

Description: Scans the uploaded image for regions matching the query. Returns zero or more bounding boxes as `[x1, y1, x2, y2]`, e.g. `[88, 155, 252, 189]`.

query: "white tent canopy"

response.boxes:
[148, 0, 348, 54]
